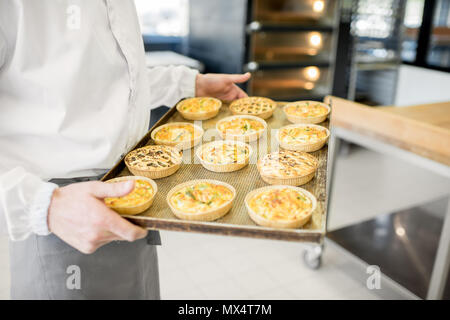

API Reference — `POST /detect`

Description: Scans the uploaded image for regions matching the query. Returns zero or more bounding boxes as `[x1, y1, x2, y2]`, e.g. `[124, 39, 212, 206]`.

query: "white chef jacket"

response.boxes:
[0, 0, 198, 240]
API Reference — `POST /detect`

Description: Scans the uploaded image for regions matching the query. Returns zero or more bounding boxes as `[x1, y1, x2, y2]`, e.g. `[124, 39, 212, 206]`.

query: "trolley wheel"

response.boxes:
[302, 247, 322, 270]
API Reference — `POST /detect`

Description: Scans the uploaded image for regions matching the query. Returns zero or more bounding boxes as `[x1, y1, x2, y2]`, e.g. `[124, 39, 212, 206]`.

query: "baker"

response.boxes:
[0, 0, 250, 299]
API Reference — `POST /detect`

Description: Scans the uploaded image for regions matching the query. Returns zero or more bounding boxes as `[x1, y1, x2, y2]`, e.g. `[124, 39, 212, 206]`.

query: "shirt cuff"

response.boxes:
[29, 182, 58, 236]
[179, 67, 199, 98]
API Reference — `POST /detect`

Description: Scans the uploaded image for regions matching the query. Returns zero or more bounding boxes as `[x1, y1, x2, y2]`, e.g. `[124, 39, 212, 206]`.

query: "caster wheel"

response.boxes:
[303, 248, 322, 270]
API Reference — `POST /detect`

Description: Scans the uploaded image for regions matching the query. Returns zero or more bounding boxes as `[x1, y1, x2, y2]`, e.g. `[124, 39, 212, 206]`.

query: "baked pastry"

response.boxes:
[257, 150, 318, 186]
[104, 176, 157, 215]
[196, 140, 252, 172]
[283, 101, 330, 124]
[125, 145, 182, 179]
[230, 96, 277, 119]
[167, 179, 235, 221]
[176, 97, 222, 120]
[216, 115, 267, 142]
[151, 122, 204, 150]
[245, 185, 316, 229]
[277, 123, 329, 152]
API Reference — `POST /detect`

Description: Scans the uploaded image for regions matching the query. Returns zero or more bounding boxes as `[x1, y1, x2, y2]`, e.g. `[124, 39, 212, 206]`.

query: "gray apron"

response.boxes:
[9, 174, 161, 300]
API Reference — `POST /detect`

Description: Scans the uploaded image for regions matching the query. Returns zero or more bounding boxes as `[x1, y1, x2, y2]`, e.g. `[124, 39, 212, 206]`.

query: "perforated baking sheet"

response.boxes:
[102, 102, 329, 243]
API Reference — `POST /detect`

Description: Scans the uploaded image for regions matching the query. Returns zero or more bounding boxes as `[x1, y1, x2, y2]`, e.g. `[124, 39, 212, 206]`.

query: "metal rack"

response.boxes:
[347, 0, 406, 105]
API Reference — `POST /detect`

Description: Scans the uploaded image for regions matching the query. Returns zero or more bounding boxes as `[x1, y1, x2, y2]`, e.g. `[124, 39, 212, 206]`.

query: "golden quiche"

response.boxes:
[245, 185, 316, 229]
[283, 101, 330, 124]
[151, 122, 204, 150]
[197, 140, 252, 172]
[230, 96, 277, 119]
[167, 180, 236, 221]
[176, 97, 222, 120]
[125, 145, 182, 179]
[277, 123, 329, 152]
[104, 176, 157, 215]
[257, 150, 318, 186]
[216, 115, 267, 142]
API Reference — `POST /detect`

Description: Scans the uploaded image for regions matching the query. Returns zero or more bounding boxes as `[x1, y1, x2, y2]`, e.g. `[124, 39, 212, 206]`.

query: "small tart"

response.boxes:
[277, 123, 329, 152]
[245, 185, 316, 229]
[104, 176, 157, 215]
[176, 97, 222, 120]
[230, 96, 277, 119]
[125, 145, 182, 179]
[257, 150, 318, 186]
[197, 140, 252, 172]
[167, 179, 236, 221]
[216, 115, 267, 142]
[283, 101, 330, 124]
[151, 122, 204, 150]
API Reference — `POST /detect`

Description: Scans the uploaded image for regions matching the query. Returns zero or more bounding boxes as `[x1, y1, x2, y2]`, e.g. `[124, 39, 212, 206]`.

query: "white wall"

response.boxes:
[395, 65, 450, 106]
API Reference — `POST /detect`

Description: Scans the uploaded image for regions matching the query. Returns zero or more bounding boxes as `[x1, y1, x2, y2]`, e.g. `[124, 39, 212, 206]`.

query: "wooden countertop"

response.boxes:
[380, 102, 450, 131]
[325, 96, 450, 166]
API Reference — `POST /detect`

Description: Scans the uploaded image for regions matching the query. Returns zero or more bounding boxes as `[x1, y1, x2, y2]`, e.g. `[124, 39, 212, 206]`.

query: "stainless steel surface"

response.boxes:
[328, 197, 450, 299]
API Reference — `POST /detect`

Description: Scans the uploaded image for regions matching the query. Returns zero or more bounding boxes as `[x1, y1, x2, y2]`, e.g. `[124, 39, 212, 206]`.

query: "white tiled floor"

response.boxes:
[0, 146, 448, 299]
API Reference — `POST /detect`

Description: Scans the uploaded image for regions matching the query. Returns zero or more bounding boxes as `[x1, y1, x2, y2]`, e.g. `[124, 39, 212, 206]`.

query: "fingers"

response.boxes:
[102, 206, 148, 242]
[234, 84, 248, 99]
[221, 84, 248, 102]
[88, 180, 135, 199]
[224, 72, 251, 84]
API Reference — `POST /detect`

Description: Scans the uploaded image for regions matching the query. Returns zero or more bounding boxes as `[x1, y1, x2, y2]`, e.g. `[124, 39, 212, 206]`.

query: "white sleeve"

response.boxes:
[147, 65, 198, 109]
[0, 166, 58, 241]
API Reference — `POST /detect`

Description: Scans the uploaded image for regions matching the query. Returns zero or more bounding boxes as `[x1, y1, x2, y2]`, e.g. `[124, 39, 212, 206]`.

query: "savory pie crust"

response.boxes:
[277, 123, 330, 152]
[176, 97, 222, 120]
[196, 140, 252, 173]
[125, 145, 182, 179]
[104, 176, 157, 215]
[229, 96, 277, 119]
[245, 185, 316, 229]
[216, 115, 267, 142]
[151, 122, 204, 150]
[167, 179, 236, 221]
[283, 101, 330, 124]
[257, 150, 318, 186]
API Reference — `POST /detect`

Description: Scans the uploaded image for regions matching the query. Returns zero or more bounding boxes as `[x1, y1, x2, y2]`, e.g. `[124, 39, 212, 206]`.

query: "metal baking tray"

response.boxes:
[102, 101, 329, 243]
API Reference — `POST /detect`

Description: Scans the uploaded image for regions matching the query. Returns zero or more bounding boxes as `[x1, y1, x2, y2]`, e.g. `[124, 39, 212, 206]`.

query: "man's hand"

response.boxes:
[195, 72, 251, 101]
[47, 181, 148, 254]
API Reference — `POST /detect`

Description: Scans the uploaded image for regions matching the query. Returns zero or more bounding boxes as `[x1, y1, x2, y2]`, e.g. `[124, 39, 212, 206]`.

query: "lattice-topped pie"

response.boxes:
[151, 122, 204, 150]
[167, 179, 236, 221]
[196, 140, 252, 172]
[257, 150, 318, 186]
[176, 97, 222, 120]
[104, 176, 157, 215]
[125, 145, 182, 179]
[277, 123, 329, 152]
[230, 96, 277, 119]
[245, 185, 316, 229]
[283, 101, 330, 124]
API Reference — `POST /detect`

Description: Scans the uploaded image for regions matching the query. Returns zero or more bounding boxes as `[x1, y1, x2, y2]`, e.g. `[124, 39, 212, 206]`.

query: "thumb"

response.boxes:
[89, 181, 135, 199]
[225, 72, 251, 84]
